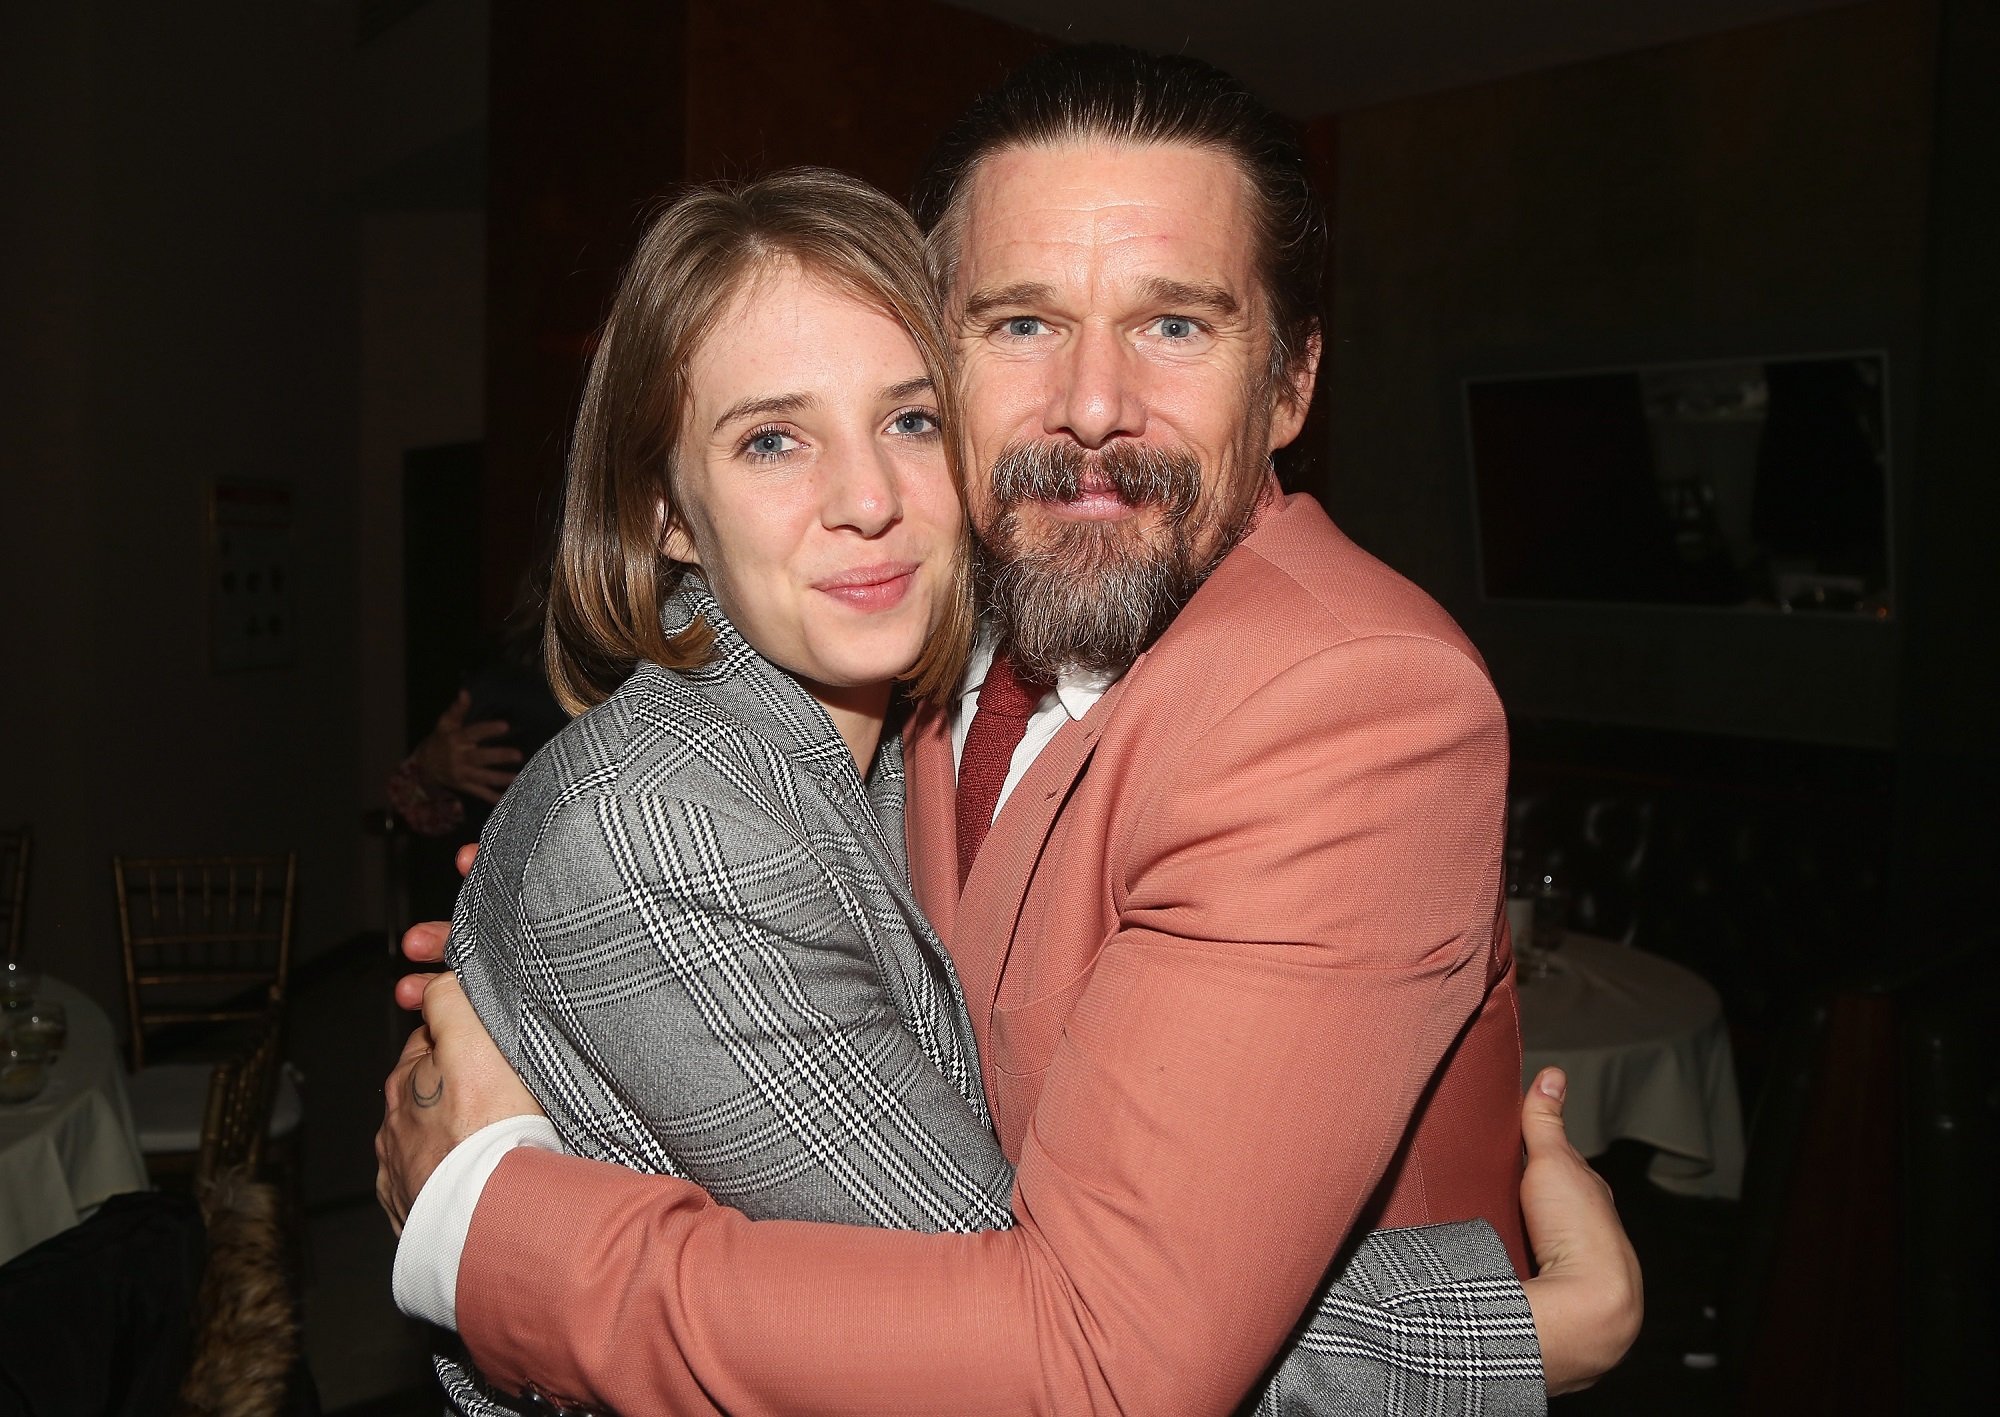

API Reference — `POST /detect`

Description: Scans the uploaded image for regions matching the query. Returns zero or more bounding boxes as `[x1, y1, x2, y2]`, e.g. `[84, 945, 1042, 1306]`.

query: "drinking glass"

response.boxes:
[0, 1046, 47, 1103]
[18, 1002, 65, 1062]
[1529, 868, 1570, 979]
[0, 961, 37, 1012]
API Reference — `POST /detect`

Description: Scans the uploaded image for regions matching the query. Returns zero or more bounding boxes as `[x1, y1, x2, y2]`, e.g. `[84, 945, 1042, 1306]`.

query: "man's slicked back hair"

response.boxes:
[912, 44, 1327, 404]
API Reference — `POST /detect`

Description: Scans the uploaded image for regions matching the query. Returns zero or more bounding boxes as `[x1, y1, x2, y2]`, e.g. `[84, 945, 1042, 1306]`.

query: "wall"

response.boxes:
[481, 1, 690, 628]
[0, 1, 364, 1012]
[351, 0, 490, 927]
[682, 0, 1046, 191]
[353, 214, 486, 922]
[1321, 0, 1935, 747]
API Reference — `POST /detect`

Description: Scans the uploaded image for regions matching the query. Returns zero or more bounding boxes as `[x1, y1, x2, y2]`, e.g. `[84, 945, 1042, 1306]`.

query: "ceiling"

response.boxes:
[946, 0, 1861, 114]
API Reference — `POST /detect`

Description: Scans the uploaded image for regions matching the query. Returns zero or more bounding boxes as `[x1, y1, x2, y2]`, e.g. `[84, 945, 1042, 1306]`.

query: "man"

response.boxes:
[380, 46, 1641, 1414]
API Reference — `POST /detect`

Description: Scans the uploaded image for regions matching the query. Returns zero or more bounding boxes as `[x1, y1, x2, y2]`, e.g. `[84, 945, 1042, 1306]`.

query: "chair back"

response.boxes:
[114, 853, 296, 1069]
[196, 993, 285, 1189]
[0, 828, 28, 963]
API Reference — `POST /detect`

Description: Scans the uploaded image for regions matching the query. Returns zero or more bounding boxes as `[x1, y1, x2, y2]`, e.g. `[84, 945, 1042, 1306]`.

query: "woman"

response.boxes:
[432, 170, 1542, 1415]
[433, 168, 1015, 1413]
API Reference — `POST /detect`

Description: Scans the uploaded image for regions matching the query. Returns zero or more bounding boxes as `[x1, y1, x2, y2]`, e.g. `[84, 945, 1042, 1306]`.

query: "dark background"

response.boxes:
[2, 1, 1992, 1409]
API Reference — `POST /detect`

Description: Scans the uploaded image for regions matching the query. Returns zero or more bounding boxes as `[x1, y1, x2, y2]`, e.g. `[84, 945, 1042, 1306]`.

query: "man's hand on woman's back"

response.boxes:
[1518, 1068, 1645, 1392]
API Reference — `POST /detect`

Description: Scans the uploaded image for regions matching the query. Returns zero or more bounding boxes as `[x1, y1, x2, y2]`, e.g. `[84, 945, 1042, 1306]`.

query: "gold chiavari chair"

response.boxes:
[113, 854, 303, 1174]
[182, 991, 300, 1415]
[195, 990, 285, 1193]
[0, 828, 29, 963]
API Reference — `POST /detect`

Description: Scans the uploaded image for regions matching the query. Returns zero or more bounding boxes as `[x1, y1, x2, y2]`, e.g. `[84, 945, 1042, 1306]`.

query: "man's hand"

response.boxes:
[412, 690, 523, 804]
[1519, 1068, 1644, 1394]
[394, 843, 477, 1011]
[375, 971, 542, 1233]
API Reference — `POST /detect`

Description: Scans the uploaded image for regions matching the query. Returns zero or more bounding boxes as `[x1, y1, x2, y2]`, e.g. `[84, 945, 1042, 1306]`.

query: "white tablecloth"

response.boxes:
[0, 979, 151, 1266]
[1518, 935, 1746, 1200]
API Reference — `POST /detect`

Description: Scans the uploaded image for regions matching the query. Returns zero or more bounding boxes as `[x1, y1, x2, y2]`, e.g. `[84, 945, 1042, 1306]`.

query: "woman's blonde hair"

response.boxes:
[545, 167, 974, 714]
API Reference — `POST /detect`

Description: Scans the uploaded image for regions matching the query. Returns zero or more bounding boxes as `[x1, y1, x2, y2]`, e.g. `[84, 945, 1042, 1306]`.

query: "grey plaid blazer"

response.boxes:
[439, 579, 1544, 1415]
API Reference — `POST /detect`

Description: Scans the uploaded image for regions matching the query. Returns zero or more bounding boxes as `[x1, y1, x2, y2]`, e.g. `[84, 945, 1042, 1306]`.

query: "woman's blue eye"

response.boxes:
[892, 411, 936, 435]
[744, 429, 797, 458]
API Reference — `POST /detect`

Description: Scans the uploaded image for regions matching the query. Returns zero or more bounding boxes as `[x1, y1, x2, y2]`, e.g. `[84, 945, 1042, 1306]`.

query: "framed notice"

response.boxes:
[209, 480, 294, 671]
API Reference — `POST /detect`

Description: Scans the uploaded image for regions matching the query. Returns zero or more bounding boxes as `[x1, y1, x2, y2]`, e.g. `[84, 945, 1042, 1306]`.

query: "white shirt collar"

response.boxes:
[958, 632, 1120, 725]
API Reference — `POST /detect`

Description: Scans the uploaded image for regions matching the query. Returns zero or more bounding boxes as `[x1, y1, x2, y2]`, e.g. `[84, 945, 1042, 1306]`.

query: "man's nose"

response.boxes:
[822, 444, 903, 536]
[1046, 322, 1144, 449]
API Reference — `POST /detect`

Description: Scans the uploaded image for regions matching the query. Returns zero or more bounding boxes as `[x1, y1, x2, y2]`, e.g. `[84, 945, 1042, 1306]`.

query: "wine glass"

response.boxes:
[18, 1002, 65, 1062]
[0, 1045, 48, 1103]
[1, 960, 38, 1012]
[1528, 867, 1570, 980]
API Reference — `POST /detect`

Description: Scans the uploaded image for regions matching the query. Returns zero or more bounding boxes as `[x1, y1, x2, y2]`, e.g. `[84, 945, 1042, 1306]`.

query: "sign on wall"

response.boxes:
[209, 480, 294, 671]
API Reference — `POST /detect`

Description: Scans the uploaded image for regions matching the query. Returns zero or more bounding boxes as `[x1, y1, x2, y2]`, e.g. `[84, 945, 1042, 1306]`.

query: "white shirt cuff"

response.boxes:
[392, 1114, 562, 1329]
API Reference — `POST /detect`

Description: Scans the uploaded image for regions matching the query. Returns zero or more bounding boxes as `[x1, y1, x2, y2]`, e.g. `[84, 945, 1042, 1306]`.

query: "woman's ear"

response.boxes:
[659, 499, 701, 566]
[661, 523, 700, 565]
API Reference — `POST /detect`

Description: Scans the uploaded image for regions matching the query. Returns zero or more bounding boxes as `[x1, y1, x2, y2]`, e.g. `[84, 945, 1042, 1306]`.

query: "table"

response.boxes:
[0, 979, 151, 1266]
[1518, 934, 1746, 1200]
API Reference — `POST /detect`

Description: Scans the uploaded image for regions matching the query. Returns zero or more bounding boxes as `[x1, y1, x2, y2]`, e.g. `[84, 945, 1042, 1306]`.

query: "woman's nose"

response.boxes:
[823, 446, 903, 536]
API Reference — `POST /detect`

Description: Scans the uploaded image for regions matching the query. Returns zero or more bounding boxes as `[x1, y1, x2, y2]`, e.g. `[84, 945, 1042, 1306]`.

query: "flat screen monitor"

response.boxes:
[1465, 353, 1891, 616]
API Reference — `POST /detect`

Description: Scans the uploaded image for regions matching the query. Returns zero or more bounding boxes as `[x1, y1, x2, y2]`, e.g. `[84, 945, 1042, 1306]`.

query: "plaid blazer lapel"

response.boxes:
[665, 578, 853, 782]
[666, 576, 978, 1076]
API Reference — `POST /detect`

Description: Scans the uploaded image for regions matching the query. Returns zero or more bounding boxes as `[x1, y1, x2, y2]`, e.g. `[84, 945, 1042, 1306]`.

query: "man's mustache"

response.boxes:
[987, 439, 1203, 520]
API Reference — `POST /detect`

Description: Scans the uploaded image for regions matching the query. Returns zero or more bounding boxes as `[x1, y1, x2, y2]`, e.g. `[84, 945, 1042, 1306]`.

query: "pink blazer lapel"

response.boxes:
[902, 700, 961, 944]
[955, 676, 1131, 1034]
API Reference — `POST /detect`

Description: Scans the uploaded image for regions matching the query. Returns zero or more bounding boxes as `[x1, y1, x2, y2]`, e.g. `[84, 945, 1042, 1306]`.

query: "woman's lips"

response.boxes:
[815, 562, 919, 610]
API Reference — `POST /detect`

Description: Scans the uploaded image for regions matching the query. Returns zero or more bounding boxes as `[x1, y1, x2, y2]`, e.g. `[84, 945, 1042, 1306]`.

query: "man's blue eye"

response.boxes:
[1159, 317, 1195, 339]
[1007, 317, 1041, 337]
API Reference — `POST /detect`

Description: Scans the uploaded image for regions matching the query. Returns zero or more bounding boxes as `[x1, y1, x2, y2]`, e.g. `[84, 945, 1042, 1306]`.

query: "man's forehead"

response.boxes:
[967, 139, 1248, 205]
[954, 140, 1257, 297]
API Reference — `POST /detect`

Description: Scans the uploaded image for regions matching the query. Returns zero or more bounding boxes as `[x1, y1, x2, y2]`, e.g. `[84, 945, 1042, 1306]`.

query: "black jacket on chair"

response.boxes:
[0, 1191, 205, 1417]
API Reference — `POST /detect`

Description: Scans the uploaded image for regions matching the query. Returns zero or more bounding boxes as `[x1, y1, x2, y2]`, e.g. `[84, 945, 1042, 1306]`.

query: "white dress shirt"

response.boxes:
[393, 637, 1119, 1330]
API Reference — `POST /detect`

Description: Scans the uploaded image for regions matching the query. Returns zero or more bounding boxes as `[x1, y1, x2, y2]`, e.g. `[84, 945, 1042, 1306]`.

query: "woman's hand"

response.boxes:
[1519, 1067, 1645, 1393]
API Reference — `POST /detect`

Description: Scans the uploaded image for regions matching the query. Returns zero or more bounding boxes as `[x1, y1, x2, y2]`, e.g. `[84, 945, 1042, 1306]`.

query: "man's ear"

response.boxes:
[1267, 327, 1323, 452]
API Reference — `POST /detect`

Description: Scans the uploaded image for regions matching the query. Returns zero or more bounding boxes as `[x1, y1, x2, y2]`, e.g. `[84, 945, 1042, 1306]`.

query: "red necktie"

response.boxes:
[956, 654, 1052, 888]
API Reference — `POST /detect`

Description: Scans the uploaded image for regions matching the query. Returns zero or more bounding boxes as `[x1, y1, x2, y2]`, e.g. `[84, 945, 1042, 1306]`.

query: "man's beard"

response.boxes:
[975, 438, 1259, 680]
